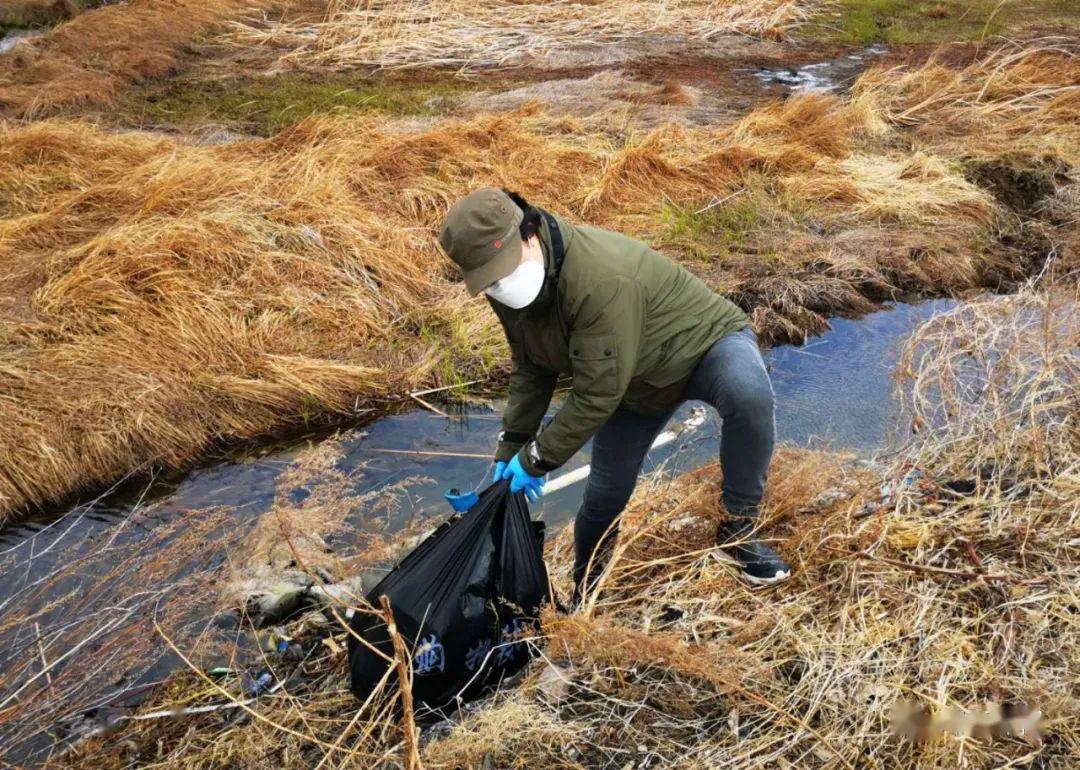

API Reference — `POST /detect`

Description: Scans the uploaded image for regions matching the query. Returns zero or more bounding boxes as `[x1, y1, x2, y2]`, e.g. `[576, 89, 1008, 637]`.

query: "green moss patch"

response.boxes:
[115, 73, 481, 135]
[658, 185, 815, 266]
[807, 0, 1080, 46]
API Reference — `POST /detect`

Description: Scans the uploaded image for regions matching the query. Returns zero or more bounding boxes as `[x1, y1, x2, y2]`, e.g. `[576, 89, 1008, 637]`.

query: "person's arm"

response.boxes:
[517, 277, 644, 476]
[494, 342, 558, 463]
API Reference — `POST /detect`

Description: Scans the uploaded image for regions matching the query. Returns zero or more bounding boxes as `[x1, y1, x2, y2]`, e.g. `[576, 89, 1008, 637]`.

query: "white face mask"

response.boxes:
[484, 259, 545, 309]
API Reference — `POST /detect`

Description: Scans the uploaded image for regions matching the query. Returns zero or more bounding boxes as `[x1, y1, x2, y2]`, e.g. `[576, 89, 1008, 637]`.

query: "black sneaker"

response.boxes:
[717, 523, 792, 586]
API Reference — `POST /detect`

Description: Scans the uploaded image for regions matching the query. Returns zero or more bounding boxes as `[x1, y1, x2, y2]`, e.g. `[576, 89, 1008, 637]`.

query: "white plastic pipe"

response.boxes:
[541, 406, 708, 496]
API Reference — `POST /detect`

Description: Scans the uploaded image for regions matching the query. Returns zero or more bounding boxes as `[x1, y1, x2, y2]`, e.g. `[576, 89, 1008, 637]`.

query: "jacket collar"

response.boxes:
[521, 209, 562, 315]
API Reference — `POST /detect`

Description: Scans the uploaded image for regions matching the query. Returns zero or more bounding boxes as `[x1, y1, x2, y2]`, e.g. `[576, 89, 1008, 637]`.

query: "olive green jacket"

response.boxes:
[491, 212, 748, 476]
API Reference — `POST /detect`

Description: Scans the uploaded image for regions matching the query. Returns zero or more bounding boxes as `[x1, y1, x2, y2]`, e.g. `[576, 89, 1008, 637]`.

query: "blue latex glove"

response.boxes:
[492, 460, 507, 483]
[500, 455, 545, 503]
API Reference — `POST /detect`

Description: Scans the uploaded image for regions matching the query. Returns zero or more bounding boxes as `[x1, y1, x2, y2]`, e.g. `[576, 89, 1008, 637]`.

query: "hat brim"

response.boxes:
[463, 236, 523, 296]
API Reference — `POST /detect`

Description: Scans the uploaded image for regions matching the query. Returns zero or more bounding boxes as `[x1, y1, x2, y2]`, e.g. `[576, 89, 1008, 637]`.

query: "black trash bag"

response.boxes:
[348, 479, 550, 712]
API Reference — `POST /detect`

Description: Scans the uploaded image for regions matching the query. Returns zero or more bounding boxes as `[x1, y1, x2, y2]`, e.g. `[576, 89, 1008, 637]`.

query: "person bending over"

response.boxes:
[438, 188, 790, 601]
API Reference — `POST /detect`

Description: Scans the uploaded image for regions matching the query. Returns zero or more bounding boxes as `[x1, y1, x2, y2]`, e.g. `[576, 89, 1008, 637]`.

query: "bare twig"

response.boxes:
[379, 595, 422, 770]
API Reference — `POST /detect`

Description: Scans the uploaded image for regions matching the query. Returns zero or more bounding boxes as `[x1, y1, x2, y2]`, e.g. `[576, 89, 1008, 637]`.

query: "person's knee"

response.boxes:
[731, 377, 774, 423]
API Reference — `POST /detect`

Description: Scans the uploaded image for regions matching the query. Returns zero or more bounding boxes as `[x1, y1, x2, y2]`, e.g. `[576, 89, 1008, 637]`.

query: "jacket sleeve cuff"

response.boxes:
[495, 441, 523, 463]
[517, 440, 562, 477]
[495, 430, 532, 463]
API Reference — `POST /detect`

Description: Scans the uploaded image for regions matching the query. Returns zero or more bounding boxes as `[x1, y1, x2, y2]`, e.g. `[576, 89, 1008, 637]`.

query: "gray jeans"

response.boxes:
[573, 327, 775, 586]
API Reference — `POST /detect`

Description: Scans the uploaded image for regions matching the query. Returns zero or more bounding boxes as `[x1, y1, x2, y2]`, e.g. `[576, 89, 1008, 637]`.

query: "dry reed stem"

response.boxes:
[380, 594, 422, 770]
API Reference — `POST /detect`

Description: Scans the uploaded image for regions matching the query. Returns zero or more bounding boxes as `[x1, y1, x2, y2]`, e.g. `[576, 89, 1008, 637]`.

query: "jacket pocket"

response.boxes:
[570, 332, 618, 395]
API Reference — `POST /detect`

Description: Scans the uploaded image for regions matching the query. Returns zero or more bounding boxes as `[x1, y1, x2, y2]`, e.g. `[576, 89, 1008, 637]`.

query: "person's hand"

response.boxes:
[500, 455, 545, 502]
[492, 460, 507, 483]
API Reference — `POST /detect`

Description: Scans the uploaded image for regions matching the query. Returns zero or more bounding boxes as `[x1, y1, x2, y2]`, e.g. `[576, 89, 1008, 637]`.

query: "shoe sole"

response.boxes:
[712, 549, 792, 587]
[743, 568, 792, 587]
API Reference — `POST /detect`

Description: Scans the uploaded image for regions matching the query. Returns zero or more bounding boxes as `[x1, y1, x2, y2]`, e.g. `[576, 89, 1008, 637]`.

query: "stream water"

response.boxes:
[0, 297, 958, 761]
[0, 28, 43, 54]
[751, 45, 889, 94]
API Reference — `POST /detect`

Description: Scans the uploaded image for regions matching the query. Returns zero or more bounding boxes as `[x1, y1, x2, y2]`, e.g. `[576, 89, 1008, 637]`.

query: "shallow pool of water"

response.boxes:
[0, 297, 957, 761]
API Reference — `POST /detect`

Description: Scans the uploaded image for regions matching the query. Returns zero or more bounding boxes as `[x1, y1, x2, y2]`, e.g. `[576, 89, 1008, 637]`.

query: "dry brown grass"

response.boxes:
[0, 114, 506, 523]
[0, 0, 79, 28]
[855, 40, 1080, 165]
[0, 103, 952, 522]
[235, 0, 822, 72]
[0, 0, 272, 117]
[0, 24, 1076, 769]
[3, 41, 1078, 525]
[894, 286, 1078, 500]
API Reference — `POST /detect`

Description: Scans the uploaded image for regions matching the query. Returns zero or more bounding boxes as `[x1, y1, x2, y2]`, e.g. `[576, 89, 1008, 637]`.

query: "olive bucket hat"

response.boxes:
[438, 187, 524, 295]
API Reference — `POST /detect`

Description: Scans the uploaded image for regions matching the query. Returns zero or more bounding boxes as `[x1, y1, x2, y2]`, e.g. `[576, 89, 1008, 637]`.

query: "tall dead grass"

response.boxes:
[4, 42, 1079, 524]
[855, 40, 1080, 165]
[237, 0, 820, 72]
[894, 286, 1078, 501]
[0, 90, 981, 524]
[0, 0, 271, 116]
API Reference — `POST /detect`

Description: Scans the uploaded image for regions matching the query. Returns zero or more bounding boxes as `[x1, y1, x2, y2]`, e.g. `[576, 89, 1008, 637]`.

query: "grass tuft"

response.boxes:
[0, 0, 273, 116]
